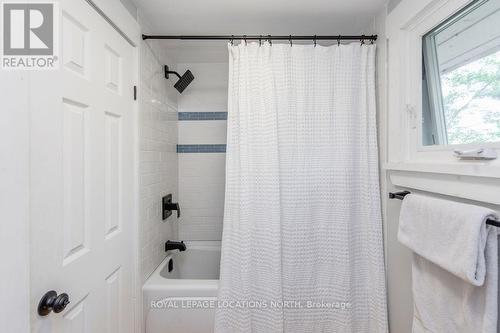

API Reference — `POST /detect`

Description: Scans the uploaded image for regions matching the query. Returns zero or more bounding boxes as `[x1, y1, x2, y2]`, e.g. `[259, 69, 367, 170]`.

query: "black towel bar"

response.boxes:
[389, 191, 500, 228]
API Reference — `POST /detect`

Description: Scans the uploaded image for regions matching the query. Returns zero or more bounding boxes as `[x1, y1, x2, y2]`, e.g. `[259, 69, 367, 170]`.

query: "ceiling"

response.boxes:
[133, 0, 387, 63]
[133, 0, 387, 35]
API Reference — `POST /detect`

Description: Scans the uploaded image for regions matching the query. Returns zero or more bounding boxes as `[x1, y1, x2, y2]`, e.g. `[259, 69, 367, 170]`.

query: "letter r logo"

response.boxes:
[3, 3, 54, 56]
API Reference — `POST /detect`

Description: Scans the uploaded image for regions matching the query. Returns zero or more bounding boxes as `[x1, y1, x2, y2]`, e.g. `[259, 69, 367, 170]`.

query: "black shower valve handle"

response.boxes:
[162, 194, 181, 220]
[173, 202, 180, 218]
[165, 201, 180, 218]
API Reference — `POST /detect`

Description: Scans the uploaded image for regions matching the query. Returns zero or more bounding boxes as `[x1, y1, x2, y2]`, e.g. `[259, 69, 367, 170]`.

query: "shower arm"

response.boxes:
[164, 65, 182, 80]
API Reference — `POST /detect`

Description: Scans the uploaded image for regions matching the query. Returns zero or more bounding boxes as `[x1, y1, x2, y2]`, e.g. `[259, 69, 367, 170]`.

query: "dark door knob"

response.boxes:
[38, 290, 70, 316]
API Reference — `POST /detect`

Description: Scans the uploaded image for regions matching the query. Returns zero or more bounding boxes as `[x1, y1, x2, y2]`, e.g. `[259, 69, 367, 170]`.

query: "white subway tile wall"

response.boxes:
[178, 121, 227, 144]
[139, 37, 179, 282]
[177, 62, 228, 241]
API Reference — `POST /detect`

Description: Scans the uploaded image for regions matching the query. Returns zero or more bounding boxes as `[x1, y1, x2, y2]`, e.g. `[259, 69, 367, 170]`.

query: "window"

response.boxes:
[422, 0, 500, 146]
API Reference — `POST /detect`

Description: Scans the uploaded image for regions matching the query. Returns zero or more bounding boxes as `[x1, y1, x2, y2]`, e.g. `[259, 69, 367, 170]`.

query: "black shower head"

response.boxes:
[164, 65, 194, 93]
[174, 70, 194, 93]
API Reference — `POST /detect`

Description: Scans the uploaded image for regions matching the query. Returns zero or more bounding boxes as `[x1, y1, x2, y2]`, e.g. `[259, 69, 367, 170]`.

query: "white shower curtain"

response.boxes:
[215, 42, 388, 333]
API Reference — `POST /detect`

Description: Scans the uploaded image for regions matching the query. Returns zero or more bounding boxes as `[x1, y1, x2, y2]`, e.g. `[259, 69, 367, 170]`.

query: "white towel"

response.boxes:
[397, 193, 499, 333]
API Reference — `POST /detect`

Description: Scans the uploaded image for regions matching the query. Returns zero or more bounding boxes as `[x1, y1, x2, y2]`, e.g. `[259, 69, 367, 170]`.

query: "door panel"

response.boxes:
[30, 0, 135, 332]
[61, 99, 89, 265]
[104, 111, 122, 239]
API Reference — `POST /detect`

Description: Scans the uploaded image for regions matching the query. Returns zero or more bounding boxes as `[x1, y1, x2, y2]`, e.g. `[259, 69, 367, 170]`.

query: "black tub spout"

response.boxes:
[165, 240, 186, 252]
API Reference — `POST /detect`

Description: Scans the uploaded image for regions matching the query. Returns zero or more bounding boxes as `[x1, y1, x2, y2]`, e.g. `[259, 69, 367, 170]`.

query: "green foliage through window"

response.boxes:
[441, 51, 500, 145]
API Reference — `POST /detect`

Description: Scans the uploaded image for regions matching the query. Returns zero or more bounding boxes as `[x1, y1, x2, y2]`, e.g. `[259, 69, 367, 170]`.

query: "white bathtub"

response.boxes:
[143, 241, 221, 333]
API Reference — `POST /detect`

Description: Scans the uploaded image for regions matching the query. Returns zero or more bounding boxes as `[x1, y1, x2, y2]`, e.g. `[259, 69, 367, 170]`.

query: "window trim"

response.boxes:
[385, 0, 500, 179]
[422, 34, 448, 145]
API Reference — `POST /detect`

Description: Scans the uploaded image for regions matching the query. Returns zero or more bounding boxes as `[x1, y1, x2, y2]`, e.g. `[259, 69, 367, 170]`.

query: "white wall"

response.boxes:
[177, 62, 228, 241]
[372, 4, 416, 332]
[362, 8, 414, 332]
[120, 0, 137, 19]
[359, 4, 416, 331]
[138, 26, 179, 282]
[388, 0, 403, 13]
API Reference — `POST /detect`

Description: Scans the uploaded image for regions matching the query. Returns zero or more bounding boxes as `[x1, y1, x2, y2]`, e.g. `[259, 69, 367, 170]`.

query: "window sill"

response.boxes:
[384, 162, 500, 205]
[384, 162, 500, 179]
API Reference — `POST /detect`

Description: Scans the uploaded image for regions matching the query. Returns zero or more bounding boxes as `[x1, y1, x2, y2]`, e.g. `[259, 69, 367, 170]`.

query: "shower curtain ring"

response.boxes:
[230, 35, 234, 46]
[313, 35, 317, 47]
[244, 35, 247, 46]
[360, 35, 365, 46]
[337, 35, 341, 46]
[268, 35, 272, 46]
[289, 35, 292, 47]
[259, 35, 262, 47]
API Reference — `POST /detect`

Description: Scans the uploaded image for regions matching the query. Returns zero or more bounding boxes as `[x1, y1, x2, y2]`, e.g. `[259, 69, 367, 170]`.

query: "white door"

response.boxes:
[30, 0, 136, 331]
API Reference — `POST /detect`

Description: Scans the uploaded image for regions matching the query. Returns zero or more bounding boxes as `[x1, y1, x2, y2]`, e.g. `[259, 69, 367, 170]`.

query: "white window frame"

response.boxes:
[421, 0, 500, 147]
[422, 33, 448, 145]
[385, 0, 500, 181]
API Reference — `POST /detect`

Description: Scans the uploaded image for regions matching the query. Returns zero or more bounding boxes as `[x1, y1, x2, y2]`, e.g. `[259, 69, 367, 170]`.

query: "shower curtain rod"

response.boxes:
[142, 34, 377, 42]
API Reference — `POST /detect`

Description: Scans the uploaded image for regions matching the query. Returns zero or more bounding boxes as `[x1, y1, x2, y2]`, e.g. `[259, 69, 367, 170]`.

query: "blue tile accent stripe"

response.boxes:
[178, 112, 228, 121]
[177, 144, 226, 153]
